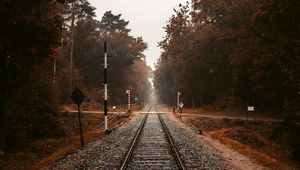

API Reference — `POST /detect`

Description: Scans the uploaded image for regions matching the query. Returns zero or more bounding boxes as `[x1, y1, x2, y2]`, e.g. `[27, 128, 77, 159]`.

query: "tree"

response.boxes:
[98, 11, 148, 104]
[59, 9, 149, 105]
[100, 11, 130, 35]
[0, 0, 65, 149]
[155, 0, 300, 111]
[60, 0, 96, 97]
[124, 59, 151, 106]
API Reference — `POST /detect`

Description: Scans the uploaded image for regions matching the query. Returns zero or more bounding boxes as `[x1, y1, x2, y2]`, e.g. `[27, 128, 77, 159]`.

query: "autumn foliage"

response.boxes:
[154, 0, 300, 150]
[0, 0, 151, 150]
[155, 0, 299, 112]
[1, 0, 65, 150]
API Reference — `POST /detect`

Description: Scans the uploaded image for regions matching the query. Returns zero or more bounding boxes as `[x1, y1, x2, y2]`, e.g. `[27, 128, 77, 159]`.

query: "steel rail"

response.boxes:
[96, 113, 118, 129]
[119, 113, 148, 170]
[154, 105, 159, 112]
[120, 105, 186, 170]
[147, 105, 152, 112]
[158, 113, 186, 170]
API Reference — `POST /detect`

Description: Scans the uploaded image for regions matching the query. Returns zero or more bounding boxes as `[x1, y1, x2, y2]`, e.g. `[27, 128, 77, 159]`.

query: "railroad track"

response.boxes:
[119, 105, 185, 170]
[96, 113, 119, 129]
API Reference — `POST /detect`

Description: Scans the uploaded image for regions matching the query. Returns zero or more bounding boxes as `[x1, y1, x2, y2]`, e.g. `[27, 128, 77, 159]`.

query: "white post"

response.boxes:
[104, 115, 108, 130]
[177, 91, 180, 111]
[127, 90, 131, 113]
[104, 41, 108, 131]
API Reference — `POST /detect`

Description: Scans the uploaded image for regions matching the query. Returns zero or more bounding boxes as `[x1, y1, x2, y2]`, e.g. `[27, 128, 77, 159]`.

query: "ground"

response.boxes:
[0, 104, 135, 170]
[1, 105, 299, 169]
[168, 106, 300, 169]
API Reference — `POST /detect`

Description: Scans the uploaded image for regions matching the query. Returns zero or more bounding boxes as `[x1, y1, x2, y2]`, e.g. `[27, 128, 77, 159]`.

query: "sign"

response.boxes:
[179, 102, 184, 108]
[71, 86, 85, 106]
[70, 86, 85, 147]
[247, 106, 254, 112]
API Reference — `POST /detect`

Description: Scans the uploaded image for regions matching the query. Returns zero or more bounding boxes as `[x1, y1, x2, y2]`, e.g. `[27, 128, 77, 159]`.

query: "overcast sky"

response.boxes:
[89, 0, 187, 69]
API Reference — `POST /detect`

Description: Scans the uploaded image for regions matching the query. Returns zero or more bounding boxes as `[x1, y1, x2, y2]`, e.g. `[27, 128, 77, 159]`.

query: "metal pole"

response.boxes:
[78, 105, 84, 147]
[127, 90, 131, 113]
[104, 41, 108, 131]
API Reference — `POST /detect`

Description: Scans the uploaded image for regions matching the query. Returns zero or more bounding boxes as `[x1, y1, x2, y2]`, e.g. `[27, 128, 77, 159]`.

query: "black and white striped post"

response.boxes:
[126, 90, 131, 113]
[103, 41, 108, 131]
[177, 91, 181, 111]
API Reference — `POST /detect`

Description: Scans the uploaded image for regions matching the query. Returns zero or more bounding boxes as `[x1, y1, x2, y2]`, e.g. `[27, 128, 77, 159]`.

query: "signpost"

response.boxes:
[247, 106, 255, 121]
[247, 106, 254, 111]
[71, 86, 85, 147]
[178, 102, 184, 113]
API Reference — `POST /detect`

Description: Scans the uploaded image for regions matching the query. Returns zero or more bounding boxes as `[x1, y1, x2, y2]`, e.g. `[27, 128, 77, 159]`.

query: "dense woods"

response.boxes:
[154, 0, 299, 112]
[1, 0, 65, 150]
[58, 2, 151, 105]
[154, 0, 299, 146]
[0, 0, 151, 150]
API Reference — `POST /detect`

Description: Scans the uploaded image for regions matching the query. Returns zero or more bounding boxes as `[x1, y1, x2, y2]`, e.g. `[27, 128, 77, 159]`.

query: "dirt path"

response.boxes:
[180, 113, 282, 122]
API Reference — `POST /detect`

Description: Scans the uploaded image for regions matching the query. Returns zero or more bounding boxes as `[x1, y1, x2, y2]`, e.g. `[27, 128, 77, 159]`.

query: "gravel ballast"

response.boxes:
[46, 115, 145, 170]
[46, 112, 238, 169]
[161, 114, 234, 169]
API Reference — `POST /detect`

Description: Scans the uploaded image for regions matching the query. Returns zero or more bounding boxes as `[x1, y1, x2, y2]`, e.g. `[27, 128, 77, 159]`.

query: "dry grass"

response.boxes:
[34, 130, 105, 169]
[35, 113, 130, 169]
[0, 111, 132, 169]
[209, 128, 296, 169]
[175, 104, 300, 169]
[0, 129, 107, 170]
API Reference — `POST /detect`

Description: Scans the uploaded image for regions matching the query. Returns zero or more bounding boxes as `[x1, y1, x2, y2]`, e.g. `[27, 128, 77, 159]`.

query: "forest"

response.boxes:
[154, 0, 299, 121]
[0, 0, 151, 150]
[154, 0, 299, 152]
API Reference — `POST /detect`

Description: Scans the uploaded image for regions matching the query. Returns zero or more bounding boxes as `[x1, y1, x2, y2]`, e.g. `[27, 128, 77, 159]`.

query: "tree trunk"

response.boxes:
[192, 95, 195, 108]
[0, 51, 7, 150]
